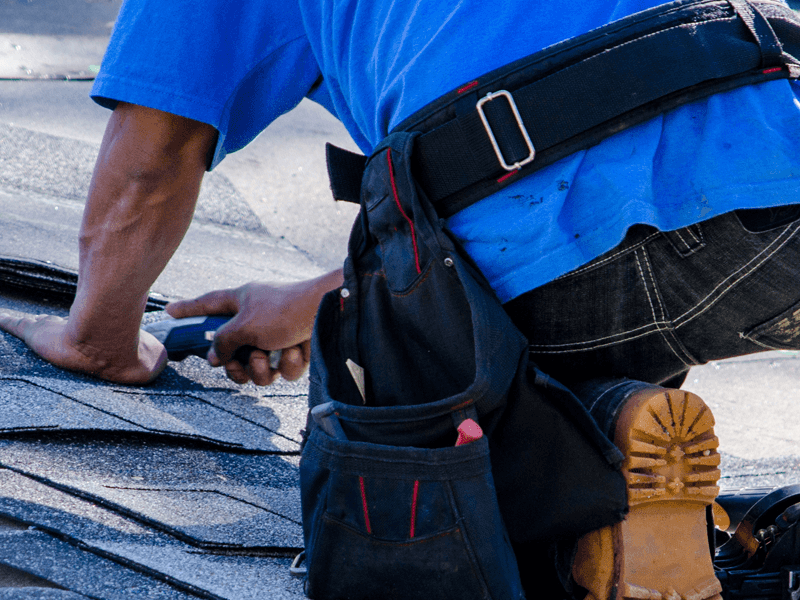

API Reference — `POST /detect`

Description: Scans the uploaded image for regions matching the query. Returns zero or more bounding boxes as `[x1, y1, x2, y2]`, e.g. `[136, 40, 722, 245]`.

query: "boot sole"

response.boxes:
[574, 387, 723, 600]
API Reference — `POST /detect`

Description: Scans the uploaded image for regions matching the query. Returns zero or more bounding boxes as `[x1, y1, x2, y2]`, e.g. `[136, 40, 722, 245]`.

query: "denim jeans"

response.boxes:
[505, 205, 800, 388]
[502, 205, 800, 597]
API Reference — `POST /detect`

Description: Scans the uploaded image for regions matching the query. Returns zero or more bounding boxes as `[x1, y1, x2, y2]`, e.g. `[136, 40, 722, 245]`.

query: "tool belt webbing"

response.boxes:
[327, 0, 800, 217]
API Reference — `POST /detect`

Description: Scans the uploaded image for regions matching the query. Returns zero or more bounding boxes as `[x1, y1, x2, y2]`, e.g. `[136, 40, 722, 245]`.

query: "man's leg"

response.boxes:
[505, 206, 800, 385]
[504, 207, 800, 599]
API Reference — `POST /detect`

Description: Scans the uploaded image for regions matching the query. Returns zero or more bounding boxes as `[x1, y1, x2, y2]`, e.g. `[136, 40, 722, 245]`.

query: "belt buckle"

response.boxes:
[476, 90, 535, 171]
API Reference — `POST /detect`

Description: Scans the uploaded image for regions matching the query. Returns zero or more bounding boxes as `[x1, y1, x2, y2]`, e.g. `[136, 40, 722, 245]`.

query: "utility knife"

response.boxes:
[143, 315, 282, 368]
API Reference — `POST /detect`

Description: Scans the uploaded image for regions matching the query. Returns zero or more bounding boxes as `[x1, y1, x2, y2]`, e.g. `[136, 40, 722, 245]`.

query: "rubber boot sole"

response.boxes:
[572, 387, 722, 600]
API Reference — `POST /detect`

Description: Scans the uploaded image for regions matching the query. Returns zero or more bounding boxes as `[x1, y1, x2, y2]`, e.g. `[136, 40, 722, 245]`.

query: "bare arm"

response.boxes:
[0, 102, 217, 384]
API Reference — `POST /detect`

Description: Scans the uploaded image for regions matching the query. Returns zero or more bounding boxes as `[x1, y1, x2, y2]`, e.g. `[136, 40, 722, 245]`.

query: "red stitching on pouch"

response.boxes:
[387, 148, 422, 274]
[450, 399, 474, 412]
[497, 171, 518, 183]
[359, 476, 372, 534]
[457, 80, 479, 94]
[410, 480, 420, 538]
[763, 66, 784, 74]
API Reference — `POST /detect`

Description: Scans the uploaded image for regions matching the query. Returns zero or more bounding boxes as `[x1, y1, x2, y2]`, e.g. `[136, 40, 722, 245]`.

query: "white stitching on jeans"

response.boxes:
[635, 250, 661, 325]
[641, 248, 693, 366]
[686, 225, 701, 245]
[529, 220, 800, 355]
[528, 253, 674, 352]
[673, 229, 690, 252]
[527, 321, 666, 350]
[529, 323, 669, 353]
[641, 249, 665, 321]
[557, 232, 661, 280]
[742, 335, 781, 350]
[675, 221, 800, 328]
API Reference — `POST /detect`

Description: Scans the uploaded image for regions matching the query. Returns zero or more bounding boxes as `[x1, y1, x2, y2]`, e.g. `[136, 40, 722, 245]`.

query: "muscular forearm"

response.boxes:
[66, 102, 217, 373]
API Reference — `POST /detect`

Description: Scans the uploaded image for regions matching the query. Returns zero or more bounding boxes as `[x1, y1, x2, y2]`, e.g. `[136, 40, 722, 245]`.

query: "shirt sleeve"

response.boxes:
[90, 0, 322, 169]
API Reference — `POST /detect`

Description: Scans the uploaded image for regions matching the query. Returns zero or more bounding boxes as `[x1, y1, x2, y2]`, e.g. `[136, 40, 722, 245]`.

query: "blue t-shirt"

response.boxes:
[92, 0, 800, 302]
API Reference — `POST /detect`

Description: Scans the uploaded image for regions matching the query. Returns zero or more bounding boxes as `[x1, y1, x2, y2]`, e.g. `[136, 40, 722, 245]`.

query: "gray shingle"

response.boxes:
[0, 375, 299, 452]
[0, 469, 305, 599]
[0, 440, 303, 550]
[0, 590, 89, 599]
[0, 529, 199, 599]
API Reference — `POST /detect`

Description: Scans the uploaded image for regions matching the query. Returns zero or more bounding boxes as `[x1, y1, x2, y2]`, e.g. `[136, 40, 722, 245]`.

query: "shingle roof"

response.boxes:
[0, 121, 315, 596]
[0, 307, 310, 599]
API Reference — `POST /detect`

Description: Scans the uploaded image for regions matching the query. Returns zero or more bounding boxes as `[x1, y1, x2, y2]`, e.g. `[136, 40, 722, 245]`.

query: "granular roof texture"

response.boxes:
[0, 304, 308, 600]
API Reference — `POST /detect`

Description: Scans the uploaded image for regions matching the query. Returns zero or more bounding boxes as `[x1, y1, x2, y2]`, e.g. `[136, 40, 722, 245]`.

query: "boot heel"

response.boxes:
[573, 388, 723, 600]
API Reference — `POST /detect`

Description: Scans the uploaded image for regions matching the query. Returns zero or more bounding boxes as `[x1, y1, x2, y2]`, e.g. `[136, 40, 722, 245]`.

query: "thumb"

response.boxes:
[210, 314, 253, 366]
[166, 289, 239, 319]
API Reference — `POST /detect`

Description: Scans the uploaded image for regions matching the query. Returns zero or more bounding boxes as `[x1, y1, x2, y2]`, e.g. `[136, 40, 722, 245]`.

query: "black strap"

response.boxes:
[728, 0, 784, 67]
[326, 143, 366, 203]
[327, 0, 800, 214]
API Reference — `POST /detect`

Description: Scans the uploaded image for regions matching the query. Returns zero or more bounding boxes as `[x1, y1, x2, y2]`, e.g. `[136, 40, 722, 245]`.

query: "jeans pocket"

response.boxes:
[734, 204, 800, 233]
[741, 299, 800, 351]
[300, 430, 524, 600]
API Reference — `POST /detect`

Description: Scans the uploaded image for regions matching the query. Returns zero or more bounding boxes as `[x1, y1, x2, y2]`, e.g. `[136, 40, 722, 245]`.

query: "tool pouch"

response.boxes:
[300, 131, 628, 599]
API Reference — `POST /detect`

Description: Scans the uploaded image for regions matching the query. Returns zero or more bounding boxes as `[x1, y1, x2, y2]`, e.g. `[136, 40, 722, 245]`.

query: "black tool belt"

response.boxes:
[327, 0, 800, 217]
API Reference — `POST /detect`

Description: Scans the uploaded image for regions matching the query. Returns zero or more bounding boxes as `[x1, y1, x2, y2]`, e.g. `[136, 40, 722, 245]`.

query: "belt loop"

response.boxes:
[662, 224, 706, 257]
[727, 0, 784, 68]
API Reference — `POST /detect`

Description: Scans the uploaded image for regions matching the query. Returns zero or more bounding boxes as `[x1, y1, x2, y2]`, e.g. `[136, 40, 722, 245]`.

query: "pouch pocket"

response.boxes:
[300, 429, 523, 600]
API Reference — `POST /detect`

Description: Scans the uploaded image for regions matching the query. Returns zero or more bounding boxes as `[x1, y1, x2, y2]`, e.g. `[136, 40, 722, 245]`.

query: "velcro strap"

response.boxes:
[326, 143, 367, 204]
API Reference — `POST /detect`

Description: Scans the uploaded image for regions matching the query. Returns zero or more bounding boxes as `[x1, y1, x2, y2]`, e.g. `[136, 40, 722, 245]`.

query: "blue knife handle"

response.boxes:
[144, 316, 281, 367]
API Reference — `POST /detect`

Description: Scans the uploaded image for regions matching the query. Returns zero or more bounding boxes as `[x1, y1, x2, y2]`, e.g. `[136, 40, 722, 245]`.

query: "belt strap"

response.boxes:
[327, 0, 800, 217]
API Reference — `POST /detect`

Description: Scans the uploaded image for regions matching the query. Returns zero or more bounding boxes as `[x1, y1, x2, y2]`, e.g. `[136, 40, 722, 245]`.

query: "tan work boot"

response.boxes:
[572, 387, 722, 600]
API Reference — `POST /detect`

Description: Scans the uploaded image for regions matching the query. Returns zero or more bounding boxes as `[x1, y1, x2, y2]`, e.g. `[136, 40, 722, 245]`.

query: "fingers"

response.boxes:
[165, 289, 239, 319]
[222, 359, 249, 385]
[211, 316, 252, 365]
[0, 310, 30, 339]
[278, 345, 309, 381]
[221, 350, 277, 386]
[218, 343, 309, 386]
[0, 311, 63, 343]
[246, 350, 279, 386]
[0, 310, 165, 385]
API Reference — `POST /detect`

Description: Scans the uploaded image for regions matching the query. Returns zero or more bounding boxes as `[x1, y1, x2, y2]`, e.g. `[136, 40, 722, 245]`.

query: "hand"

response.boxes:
[0, 309, 168, 385]
[165, 270, 343, 386]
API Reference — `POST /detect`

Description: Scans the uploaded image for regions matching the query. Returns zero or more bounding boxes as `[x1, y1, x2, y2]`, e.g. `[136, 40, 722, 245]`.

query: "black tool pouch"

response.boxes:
[299, 132, 628, 599]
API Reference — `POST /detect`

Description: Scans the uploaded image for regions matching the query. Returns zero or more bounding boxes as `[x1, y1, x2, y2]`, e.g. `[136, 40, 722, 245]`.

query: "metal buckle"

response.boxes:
[289, 551, 307, 577]
[476, 90, 535, 171]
